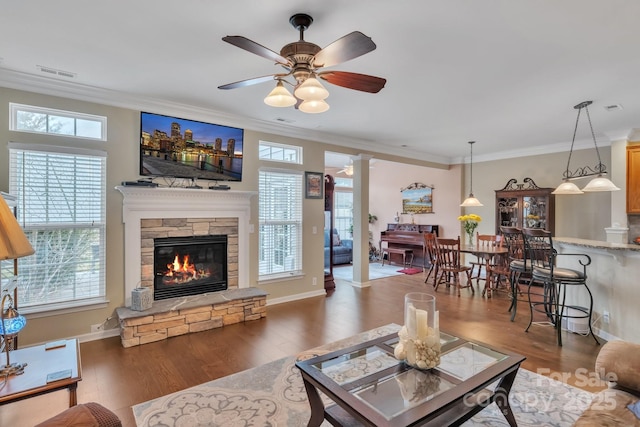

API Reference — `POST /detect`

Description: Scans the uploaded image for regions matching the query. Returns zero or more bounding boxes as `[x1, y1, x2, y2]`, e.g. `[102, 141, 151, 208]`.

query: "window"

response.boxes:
[334, 178, 353, 239]
[10, 103, 107, 141]
[9, 143, 107, 311]
[258, 169, 303, 280]
[259, 140, 302, 164]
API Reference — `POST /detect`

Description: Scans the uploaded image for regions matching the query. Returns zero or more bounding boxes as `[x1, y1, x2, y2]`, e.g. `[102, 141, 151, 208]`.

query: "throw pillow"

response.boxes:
[333, 234, 341, 246]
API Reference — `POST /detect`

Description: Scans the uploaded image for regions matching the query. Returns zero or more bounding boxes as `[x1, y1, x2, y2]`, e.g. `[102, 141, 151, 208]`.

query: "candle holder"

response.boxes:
[394, 293, 440, 370]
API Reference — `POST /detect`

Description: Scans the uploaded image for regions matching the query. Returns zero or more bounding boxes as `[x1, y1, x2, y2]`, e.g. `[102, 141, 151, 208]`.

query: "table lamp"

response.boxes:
[1, 292, 27, 376]
[1, 194, 34, 376]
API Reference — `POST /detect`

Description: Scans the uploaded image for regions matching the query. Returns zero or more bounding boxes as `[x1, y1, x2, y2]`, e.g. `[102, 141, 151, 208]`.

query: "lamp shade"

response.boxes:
[0, 310, 26, 336]
[264, 81, 297, 107]
[460, 194, 483, 207]
[582, 176, 621, 192]
[0, 196, 35, 260]
[294, 77, 329, 101]
[299, 99, 330, 114]
[552, 181, 584, 195]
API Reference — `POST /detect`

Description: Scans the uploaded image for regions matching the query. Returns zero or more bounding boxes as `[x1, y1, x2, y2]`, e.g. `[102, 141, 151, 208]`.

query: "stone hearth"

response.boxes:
[116, 288, 267, 347]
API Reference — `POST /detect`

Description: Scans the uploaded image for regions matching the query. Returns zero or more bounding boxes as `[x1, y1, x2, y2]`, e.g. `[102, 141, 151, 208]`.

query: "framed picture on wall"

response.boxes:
[305, 171, 324, 199]
[401, 182, 434, 214]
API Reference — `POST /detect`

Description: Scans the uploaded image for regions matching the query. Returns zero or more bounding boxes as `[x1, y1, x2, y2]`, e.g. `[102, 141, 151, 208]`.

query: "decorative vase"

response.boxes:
[467, 231, 474, 246]
[394, 293, 441, 370]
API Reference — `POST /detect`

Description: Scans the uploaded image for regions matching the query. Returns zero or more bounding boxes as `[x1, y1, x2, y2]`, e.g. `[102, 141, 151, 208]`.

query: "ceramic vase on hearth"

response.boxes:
[394, 293, 441, 370]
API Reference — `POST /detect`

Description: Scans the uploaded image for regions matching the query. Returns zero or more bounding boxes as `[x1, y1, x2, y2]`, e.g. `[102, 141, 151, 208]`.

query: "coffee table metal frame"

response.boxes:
[296, 332, 525, 427]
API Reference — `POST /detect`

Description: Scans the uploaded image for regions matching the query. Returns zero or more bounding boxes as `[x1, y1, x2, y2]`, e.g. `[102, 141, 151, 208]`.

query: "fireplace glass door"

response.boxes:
[153, 235, 227, 300]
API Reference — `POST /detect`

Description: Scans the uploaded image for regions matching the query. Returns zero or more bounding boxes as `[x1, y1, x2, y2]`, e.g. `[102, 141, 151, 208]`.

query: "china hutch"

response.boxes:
[495, 178, 555, 234]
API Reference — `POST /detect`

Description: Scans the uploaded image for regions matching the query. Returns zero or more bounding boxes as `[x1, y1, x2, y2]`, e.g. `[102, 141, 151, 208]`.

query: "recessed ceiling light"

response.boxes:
[604, 104, 623, 112]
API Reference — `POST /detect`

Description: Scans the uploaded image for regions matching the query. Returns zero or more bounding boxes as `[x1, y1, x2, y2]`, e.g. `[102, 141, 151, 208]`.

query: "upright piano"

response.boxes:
[380, 224, 439, 269]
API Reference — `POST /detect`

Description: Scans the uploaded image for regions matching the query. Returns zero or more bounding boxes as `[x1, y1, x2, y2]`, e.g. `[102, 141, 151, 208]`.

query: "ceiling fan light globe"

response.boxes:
[294, 77, 329, 101]
[581, 176, 620, 192]
[299, 99, 330, 114]
[264, 82, 297, 107]
[552, 181, 584, 194]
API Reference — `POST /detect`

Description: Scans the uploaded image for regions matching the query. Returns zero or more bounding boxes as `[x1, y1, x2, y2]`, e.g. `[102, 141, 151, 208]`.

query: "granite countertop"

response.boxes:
[554, 237, 640, 252]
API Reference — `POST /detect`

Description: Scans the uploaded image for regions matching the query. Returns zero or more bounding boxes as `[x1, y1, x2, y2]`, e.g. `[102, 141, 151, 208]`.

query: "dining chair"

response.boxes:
[483, 236, 510, 298]
[521, 228, 599, 347]
[433, 236, 473, 297]
[470, 233, 499, 288]
[423, 232, 438, 285]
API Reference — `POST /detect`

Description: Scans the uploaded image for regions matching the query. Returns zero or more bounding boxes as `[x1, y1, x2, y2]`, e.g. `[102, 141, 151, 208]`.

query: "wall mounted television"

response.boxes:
[140, 111, 244, 182]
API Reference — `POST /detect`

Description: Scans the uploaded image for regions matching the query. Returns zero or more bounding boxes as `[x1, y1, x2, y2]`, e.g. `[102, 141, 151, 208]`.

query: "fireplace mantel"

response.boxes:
[116, 186, 256, 306]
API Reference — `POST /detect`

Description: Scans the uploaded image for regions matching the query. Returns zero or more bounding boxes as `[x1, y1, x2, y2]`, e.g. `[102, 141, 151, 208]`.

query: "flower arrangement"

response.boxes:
[458, 214, 482, 244]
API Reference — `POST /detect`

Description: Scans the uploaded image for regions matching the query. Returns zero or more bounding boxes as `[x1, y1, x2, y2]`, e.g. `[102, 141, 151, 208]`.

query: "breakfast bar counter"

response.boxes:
[553, 237, 640, 343]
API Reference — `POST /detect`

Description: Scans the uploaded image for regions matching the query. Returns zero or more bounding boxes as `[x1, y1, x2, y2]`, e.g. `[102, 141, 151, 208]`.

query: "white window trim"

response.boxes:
[9, 102, 107, 141]
[9, 144, 108, 313]
[259, 140, 303, 164]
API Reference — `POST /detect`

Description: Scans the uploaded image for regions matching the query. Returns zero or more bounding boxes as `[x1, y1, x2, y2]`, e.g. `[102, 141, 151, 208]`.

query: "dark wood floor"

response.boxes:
[77, 270, 605, 426]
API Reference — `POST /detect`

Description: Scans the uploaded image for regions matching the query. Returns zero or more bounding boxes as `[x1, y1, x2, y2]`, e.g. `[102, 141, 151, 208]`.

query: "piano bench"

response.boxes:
[382, 247, 414, 268]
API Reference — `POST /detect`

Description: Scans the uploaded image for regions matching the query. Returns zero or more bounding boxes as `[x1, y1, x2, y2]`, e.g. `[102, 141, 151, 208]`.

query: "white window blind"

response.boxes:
[9, 145, 107, 310]
[258, 169, 303, 279]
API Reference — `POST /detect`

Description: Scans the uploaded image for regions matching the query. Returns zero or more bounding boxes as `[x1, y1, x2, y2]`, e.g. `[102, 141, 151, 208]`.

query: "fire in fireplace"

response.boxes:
[153, 235, 227, 300]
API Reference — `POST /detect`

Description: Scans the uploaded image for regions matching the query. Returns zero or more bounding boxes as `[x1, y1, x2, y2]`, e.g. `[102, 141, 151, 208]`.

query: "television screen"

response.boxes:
[140, 112, 244, 181]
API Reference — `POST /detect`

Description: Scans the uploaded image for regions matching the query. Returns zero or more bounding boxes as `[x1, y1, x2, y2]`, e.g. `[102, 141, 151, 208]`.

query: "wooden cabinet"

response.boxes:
[627, 145, 640, 214]
[495, 178, 555, 234]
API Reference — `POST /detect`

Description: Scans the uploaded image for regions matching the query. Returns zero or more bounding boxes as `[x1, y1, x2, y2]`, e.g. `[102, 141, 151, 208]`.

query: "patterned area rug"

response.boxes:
[132, 324, 592, 426]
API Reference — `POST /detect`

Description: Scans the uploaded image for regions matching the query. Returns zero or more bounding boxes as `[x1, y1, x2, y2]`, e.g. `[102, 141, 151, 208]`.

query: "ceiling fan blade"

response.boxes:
[218, 75, 276, 90]
[313, 32, 376, 68]
[222, 36, 290, 66]
[318, 71, 386, 93]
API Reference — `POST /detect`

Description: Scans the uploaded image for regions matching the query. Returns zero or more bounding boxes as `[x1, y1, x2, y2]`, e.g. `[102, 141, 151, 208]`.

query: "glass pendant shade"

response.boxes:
[264, 81, 296, 107]
[582, 176, 621, 192]
[0, 309, 26, 336]
[294, 77, 329, 101]
[552, 181, 584, 195]
[460, 194, 483, 207]
[299, 99, 330, 114]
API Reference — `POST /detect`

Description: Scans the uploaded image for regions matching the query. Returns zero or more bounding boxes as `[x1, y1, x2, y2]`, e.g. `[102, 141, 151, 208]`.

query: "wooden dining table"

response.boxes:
[460, 244, 508, 293]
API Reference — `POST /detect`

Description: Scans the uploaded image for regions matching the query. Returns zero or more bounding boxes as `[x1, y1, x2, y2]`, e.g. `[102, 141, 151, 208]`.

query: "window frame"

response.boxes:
[259, 140, 303, 164]
[257, 167, 304, 282]
[8, 143, 108, 314]
[9, 103, 107, 141]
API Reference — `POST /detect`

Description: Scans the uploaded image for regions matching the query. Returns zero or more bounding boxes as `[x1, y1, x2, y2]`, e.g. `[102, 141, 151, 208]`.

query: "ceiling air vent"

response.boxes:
[604, 104, 623, 112]
[36, 65, 77, 79]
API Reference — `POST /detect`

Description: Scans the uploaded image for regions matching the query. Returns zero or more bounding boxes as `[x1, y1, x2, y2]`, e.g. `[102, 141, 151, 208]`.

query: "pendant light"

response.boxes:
[461, 141, 483, 207]
[552, 101, 620, 194]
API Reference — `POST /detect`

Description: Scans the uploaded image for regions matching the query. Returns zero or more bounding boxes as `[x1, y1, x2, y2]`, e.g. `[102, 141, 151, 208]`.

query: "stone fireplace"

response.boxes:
[116, 186, 255, 306]
[115, 186, 264, 348]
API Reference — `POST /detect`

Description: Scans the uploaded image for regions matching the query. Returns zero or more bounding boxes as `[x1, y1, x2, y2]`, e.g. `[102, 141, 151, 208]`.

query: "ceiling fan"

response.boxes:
[218, 13, 387, 113]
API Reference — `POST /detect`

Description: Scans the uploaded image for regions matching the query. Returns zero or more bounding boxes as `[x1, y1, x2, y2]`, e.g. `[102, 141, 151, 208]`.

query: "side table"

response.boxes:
[0, 339, 82, 407]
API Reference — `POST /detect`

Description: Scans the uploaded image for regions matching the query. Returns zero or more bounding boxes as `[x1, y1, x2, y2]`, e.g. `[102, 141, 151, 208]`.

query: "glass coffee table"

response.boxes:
[296, 332, 525, 426]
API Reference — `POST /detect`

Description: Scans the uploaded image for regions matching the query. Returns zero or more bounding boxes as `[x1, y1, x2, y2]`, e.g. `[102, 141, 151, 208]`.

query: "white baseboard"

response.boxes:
[267, 289, 326, 306]
[75, 327, 120, 343]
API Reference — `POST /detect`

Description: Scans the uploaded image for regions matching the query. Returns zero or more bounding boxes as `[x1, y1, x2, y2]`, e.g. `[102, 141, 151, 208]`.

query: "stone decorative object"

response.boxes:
[394, 293, 441, 370]
[131, 287, 153, 311]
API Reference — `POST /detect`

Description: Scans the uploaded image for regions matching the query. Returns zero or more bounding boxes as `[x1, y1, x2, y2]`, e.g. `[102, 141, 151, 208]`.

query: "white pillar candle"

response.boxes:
[416, 309, 429, 340]
[406, 304, 417, 338]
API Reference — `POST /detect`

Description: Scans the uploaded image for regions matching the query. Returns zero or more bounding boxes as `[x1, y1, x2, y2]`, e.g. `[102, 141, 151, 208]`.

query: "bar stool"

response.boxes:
[521, 228, 599, 347]
[500, 226, 532, 321]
